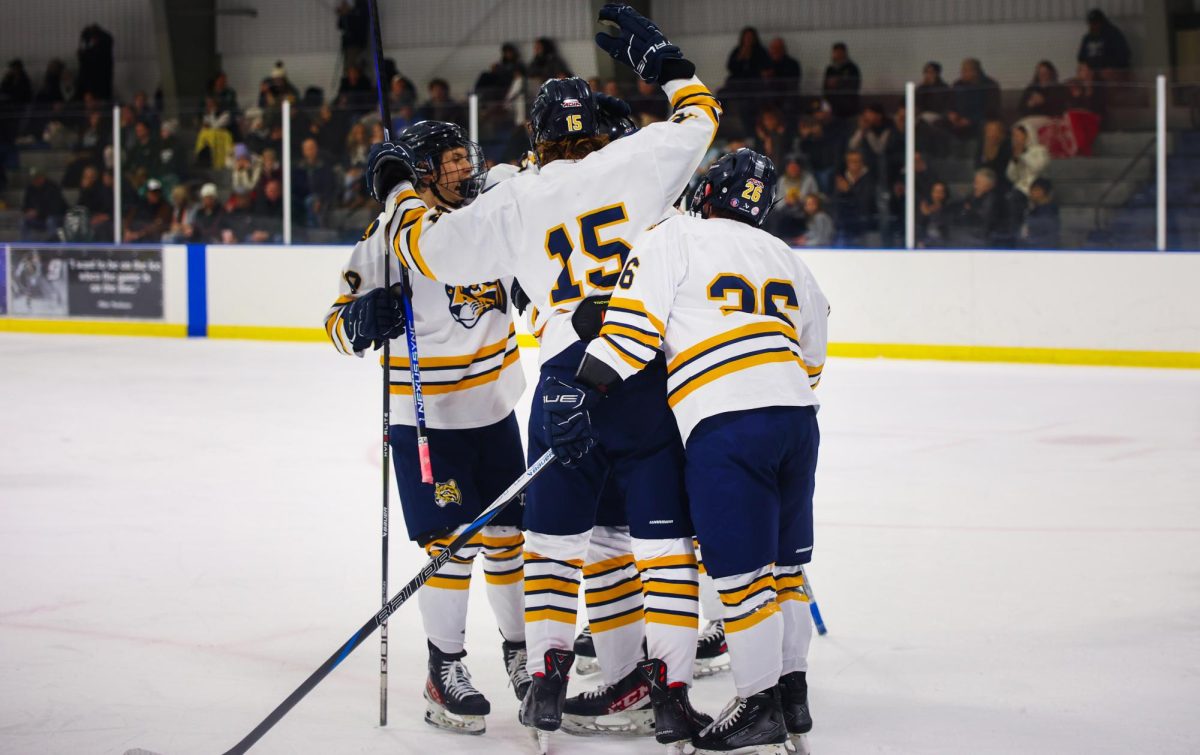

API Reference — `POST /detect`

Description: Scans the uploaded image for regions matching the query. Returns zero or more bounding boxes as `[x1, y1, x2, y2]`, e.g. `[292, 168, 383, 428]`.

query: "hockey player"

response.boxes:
[325, 121, 529, 735]
[363, 6, 721, 751]
[544, 148, 828, 754]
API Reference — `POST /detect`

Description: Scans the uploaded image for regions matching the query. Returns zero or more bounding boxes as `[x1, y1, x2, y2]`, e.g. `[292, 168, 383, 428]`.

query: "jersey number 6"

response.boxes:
[546, 203, 633, 305]
[708, 274, 799, 326]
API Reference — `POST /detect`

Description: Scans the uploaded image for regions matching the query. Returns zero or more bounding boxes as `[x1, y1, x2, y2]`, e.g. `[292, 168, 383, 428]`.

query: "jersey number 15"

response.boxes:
[546, 203, 632, 305]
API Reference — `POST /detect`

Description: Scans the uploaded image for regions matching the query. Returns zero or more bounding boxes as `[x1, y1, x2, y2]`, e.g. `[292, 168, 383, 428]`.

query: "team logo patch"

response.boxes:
[561, 98, 582, 108]
[445, 281, 506, 329]
[751, 206, 760, 216]
[434, 479, 462, 508]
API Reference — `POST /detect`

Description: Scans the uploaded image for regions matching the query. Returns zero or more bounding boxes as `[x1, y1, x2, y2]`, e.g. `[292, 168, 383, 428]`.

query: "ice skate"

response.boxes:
[519, 648, 575, 752]
[573, 625, 601, 675]
[778, 671, 812, 754]
[561, 665, 654, 737]
[637, 658, 713, 753]
[504, 638, 533, 701]
[694, 620, 731, 678]
[423, 642, 490, 735]
[692, 688, 789, 755]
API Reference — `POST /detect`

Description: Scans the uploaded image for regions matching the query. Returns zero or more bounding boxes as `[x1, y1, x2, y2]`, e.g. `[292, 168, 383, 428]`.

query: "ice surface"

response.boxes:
[1, 334, 1198, 754]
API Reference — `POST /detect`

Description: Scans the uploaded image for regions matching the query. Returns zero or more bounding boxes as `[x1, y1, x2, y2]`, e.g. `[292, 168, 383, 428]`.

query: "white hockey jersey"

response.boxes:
[325, 187, 524, 430]
[385, 77, 722, 364]
[585, 214, 829, 442]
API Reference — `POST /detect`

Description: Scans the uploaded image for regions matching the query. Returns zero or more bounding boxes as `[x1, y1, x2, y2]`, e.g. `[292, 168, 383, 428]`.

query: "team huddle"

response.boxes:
[324, 6, 829, 754]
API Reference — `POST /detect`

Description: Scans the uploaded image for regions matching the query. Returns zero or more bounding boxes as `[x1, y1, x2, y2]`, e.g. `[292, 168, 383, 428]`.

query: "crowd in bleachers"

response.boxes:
[0, 6, 1138, 248]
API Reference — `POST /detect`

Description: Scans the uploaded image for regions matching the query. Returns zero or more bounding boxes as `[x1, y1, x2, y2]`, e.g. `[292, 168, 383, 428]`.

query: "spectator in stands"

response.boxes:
[32, 60, 68, 140]
[293, 136, 335, 228]
[337, 0, 370, 70]
[62, 110, 108, 188]
[124, 178, 171, 242]
[259, 62, 300, 109]
[418, 78, 466, 126]
[630, 79, 668, 125]
[755, 105, 790, 170]
[800, 193, 835, 247]
[230, 144, 261, 196]
[778, 155, 818, 199]
[344, 122, 371, 168]
[947, 58, 1000, 139]
[1078, 9, 1131, 81]
[887, 150, 936, 247]
[249, 178, 285, 242]
[76, 165, 114, 239]
[157, 120, 187, 189]
[834, 149, 877, 246]
[848, 103, 901, 181]
[76, 24, 114, 102]
[822, 42, 862, 125]
[475, 43, 525, 149]
[765, 187, 808, 245]
[1020, 177, 1060, 248]
[977, 120, 1012, 191]
[195, 97, 234, 169]
[763, 37, 801, 98]
[126, 120, 160, 179]
[257, 147, 283, 192]
[223, 189, 255, 243]
[1066, 62, 1105, 115]
[389, 73, 417, 111]
[951, 168, 1004, 248]
[164, 185, 194, 243]
[21, 167, 67, 240]
[336, 63, 375, 116]
[528, 37, 572, 82]
[210, 72, 239, 117]
[727, 27, 770, 87]
[130, 91, 159, 133]
[797, 116, 840, 193]
[2, 58, 33, 108]
[189, 183, 226, 243]
[915, 62, 951, 121]
[917, 181, 951, 248]
[1019, 61, 1066, 118]
[300, 104, 342, 159]
[1006, 123, 1050, 197]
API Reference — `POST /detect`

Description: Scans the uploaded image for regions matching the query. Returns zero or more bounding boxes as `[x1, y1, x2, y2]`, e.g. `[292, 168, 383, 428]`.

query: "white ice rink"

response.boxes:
[1, 334, 1198, 755]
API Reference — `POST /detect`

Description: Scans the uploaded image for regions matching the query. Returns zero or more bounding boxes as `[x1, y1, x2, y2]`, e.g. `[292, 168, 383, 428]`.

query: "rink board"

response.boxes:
[1, 242, 1198, 368]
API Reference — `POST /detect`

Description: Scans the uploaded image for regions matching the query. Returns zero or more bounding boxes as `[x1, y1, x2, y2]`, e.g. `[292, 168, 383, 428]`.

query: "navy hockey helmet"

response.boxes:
[594, 92, 638, 141]
[530, 77, 600, 145]
[689, 148, 777, 226]
[395, 120, 486, 207]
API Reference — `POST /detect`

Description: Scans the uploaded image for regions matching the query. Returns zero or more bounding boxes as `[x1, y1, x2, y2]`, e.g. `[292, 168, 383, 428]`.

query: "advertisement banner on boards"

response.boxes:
[6, 247, 163, 319]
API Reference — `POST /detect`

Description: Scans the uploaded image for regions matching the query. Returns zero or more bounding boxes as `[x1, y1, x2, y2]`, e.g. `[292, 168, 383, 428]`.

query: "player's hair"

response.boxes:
[535, 134, 610, 165]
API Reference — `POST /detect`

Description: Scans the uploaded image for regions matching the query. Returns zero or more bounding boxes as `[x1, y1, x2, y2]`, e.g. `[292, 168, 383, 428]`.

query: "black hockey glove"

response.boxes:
[595, 3, 694, 84]
[342, 285, 407, 352]
[510, 279, 531, 315]
[365, 141, 419, 204]
[542, 376, 598, 467]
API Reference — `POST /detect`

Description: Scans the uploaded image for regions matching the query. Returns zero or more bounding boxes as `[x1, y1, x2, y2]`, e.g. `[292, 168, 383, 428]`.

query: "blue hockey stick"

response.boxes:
[799, 565, 827, 635]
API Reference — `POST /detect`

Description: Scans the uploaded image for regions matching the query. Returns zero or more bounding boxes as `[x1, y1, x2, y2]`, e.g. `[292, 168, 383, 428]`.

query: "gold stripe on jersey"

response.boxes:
[427, 575, 472, 590]
[637, 553, 698, 571]
[585, 577, 644, 605]
[775, 574, 806, 591]
[603, 322, 663, 352]
[642, 579, 700, 598]
[389, 347, 519, 396]
[777, 590, 810, 604]
[725, 601, 780, 634]
[485, 567, 524, 586]
[607, 296, 666, 337]
[644, 609, 699, 629]
[600, 334, 652, 370]
[404, 212, 435, 278]
[393, 189, 420, 205]
[524, 607, 578, 624]
[667, 321, 798, 375]
[385, 327, 516, 370]
[669, 350, 800, 408]
[718, 574, 776, 607]
[590, 606, 645, 633]
[582, 554, 636, 577]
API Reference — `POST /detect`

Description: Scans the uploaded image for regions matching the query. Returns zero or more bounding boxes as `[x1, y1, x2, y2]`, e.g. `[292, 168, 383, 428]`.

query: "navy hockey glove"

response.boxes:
[366, 141, 418, 203]
[342, 285, 407, 352]
[595, 3, 694, 84]
[542, 376, 598, 467]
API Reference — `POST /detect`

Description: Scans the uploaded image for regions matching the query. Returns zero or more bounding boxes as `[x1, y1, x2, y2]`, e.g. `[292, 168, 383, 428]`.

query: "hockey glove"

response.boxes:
[595, 3, 694, 84]
[511, 279, 531, 315]
[366, 141, 419, 204]
[542, 376, 598, 467]
[342, 285, 407, 352]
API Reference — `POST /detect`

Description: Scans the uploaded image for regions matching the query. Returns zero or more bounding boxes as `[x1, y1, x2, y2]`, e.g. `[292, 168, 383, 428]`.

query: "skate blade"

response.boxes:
[574, 656, 601, 675]
[786, 733, 811, 754]
[424, 698, 486, 735]
[560, 706, 655, 737]
[696, 744, 789, 755]
[528, 726, 552, 754]
[666, 740, 697, 755]
[693, 654, 732, 678]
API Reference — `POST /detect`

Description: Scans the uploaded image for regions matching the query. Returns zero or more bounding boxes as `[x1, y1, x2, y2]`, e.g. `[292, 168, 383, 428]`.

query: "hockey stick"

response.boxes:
[798, 565, 827, 635]
[365, 0, 430, 729]
[210, 450, 555, 755]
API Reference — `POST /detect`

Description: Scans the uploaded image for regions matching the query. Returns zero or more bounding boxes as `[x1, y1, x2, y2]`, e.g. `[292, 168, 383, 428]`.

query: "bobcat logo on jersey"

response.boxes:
[434, 479, 462, 508]
[445, 281, 506, 329]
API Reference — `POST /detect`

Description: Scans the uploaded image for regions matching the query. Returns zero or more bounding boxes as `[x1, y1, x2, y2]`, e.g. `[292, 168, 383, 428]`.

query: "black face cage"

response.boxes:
[418, 138, 487, 207]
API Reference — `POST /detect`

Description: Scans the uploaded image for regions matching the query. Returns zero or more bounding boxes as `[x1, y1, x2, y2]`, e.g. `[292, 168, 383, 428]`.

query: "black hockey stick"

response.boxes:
[213, 450, 554, 755]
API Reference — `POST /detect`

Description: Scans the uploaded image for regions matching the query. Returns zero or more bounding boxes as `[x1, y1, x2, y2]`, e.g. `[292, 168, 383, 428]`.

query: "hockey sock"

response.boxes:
[582, 526, 646, 685]
[695, 539, 724, 620]
[716, 564, 784, 698]
[481, 525, 526, 643]
[523, 529, 588, 678]
[419, 525, 482, 655]
[633, 536, 700, 687]
[775, 564, 813, 676]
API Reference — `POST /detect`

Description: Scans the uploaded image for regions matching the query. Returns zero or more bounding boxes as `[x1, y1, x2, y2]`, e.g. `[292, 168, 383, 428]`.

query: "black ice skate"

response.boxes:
[694, 619, 731, 677]
[561, 665, 654, 737]
[637, 658, 714, 753]
[519, 648, 575, 754]
[573, 625, 601, 675]
[503, 638, 533, 701]
[692, 687, 789, 755]
[778, 671, 812, 755]
[424, 642, 490, 735]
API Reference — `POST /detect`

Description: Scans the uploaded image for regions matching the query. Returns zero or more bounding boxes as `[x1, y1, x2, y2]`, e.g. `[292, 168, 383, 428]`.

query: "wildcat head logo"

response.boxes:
[446, 281, 506, 329]
[434, 479, 462, 508]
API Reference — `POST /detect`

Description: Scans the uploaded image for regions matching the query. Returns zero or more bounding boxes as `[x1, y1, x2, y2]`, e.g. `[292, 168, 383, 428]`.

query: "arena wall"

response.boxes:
[3, 243, 1198, 369]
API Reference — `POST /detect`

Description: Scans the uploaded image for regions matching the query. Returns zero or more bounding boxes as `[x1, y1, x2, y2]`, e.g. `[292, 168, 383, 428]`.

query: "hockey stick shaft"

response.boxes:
[219, 450, 554, 755]
[798, 565, 827, 635]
